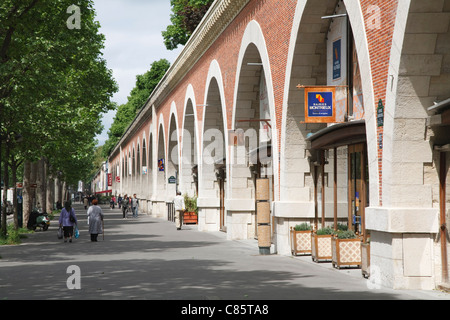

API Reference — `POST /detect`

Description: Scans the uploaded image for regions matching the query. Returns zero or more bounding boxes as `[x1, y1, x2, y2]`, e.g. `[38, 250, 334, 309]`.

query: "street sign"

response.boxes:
[168, 176, 176, 184]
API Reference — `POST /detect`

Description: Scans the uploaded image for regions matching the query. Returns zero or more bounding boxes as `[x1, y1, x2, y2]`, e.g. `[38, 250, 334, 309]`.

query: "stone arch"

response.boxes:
[131, 144, 136, 194]
[383, 0, 450, 208]
[168, 102, 180, 199]
[136, 138, 141, 196]
[370, 0, 450, 290]
[181, 84, 200, 197]
[141, 134, 147, 193]
[278, 0, 376, 254]
[154, 114, 166, 217]
[147, 124, 155, 201]
[199, 59, 228, 232]
[281, 0, 377, 200]
[120, 149, 125, 195]
[229, 20, 277, 240]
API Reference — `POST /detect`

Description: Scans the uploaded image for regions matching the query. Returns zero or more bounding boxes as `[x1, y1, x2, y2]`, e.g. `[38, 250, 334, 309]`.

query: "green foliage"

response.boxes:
[183, 193, 198, 214]
[336, 223, 348, 231]
[316, 227, 334, 235]
[0, 225, 32, 245]
[0, 0, 118, 186]
[102, 59, 170, 157]
[162, 0, 214, 50]
[294, 223, 311, 231]
[334, 230, 358, 239]
[50, 210, 61, 221]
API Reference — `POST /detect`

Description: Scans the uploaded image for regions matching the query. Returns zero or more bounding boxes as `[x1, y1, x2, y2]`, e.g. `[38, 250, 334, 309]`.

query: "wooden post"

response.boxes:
[440, 151, 448, 283]
[334, 147, 337, 230]
[321, 150, 325, 227]
[256, 178, 271, 255]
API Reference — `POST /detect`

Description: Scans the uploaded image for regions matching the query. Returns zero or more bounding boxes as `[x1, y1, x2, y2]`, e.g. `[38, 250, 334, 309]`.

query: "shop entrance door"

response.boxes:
[348, 144, 368, 238]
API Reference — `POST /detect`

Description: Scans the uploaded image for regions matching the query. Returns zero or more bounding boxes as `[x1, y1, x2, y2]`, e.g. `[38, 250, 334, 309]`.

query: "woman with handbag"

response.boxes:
[59, 201, 78, 243]
[87, 199, 104, 242]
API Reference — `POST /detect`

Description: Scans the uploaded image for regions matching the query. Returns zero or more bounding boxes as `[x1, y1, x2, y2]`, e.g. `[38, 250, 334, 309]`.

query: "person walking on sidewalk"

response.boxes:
[118, 194, 122, 209]
[132, 194, 139, 218]
[87, 199, 104, 242]
[59, 201, 78, 243]
[122, 194, 129, 219]
[173, 191, 185, 230]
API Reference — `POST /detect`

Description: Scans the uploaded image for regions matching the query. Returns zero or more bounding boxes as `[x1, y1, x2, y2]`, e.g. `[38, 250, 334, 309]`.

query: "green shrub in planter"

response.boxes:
[336, 223, 348, 231]
[183, 193, 198, 215]
[294, 223, 311, 231]
[334, 230, 357, 239]
[316, 227, 334, 235]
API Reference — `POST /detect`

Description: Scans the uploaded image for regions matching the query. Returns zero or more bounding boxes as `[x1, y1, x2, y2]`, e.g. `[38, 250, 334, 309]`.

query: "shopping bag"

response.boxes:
[74, 225, 80, 239]
[57, 227, 63, 239]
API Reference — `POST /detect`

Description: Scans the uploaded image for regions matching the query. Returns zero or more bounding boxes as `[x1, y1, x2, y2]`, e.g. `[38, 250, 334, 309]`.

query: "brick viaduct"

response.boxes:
[92, 0, 450, 291]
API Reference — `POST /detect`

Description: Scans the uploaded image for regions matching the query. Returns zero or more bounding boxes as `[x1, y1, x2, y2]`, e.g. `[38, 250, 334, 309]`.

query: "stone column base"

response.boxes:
[366, 207, 439, 290]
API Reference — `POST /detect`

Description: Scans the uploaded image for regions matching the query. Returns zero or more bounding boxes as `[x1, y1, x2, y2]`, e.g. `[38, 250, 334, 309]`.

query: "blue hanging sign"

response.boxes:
[158, 159, 165, 172]
[333, 39, 342, 80]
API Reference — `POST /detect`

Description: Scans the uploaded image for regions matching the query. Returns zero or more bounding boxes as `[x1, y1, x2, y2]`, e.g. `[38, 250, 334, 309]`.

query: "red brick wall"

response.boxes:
[110, 0, 400, 206]
[361, 0, 399, 205]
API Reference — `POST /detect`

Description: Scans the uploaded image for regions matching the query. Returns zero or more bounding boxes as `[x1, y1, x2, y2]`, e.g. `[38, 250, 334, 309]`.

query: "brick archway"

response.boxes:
[227, 20, 277, 240]
[369, 0, 450, 290]
[180, 84, 199, 198]
[154, 115, 166, 218]
[167, 104, 180, 200]
[278, 0, 376, 255]
[198, 60, 227, 232]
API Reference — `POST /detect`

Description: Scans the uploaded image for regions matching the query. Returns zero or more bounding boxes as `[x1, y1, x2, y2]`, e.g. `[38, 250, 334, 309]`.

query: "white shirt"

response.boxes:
[173, 195, 185, 211]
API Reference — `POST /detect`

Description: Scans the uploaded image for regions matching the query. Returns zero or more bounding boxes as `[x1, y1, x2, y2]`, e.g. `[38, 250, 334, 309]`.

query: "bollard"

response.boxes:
[256, 178, 271, 255]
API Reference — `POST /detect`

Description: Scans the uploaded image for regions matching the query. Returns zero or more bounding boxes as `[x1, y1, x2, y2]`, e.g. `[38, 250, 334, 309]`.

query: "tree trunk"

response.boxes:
[62, 181, 67, 203]
[22, 160, 32, 227]
[30, 161, 37, 209]
[55, 177, 61, 205]
[1, 143, 9, 237]
[38, 157, 47, 212]
[10, 159, 18, 230]
[46, 174, 55, 214]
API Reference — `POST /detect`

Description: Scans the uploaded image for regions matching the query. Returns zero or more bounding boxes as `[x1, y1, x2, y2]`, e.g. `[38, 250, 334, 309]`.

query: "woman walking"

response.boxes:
[59, 201, 78, 243]
[87, 199, 104, 242]
[122, 194, 129, 219]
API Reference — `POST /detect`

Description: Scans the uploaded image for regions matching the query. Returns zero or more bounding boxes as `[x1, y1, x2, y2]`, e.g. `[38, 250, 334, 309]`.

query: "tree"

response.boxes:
[102, 59, 171, 157]
[0, 0, 117, 235]
[162, 0, 214, 50]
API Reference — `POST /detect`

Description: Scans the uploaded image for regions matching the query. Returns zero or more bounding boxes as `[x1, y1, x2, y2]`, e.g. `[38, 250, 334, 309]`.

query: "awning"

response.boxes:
[306, 120, 366, 150]
[427, 98, 450, 126]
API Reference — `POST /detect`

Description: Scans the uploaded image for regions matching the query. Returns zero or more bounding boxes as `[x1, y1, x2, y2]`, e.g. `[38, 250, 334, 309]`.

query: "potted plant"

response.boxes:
[361, 237, 370, 278]
[311, 226, 334, 262]
[290, 223, 312, 256]
[331, 229, 362, 269]
[183, 194, 198, 224]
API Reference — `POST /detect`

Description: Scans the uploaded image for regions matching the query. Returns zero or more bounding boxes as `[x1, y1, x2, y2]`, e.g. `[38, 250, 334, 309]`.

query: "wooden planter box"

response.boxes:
[290, 228, 312, 256]
[311, 232, 332, 262]
[183, 211, 198, 225]
[361, 242, 370, 278]
[331, 237, 361, 269]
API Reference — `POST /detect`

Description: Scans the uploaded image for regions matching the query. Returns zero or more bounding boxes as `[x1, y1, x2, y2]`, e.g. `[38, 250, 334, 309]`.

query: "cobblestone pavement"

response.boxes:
[0, 204, 449, 302]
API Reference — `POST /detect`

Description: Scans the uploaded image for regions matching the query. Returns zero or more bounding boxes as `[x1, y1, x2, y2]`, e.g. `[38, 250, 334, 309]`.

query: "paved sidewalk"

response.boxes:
[0, 203, 449, 301]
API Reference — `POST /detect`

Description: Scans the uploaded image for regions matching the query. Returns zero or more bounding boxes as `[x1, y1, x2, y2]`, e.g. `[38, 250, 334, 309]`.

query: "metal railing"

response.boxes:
[166, 201, 175, 222]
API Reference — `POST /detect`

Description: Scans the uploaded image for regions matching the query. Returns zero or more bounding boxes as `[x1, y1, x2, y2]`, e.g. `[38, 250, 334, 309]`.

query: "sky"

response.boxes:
[92, 0, 184, 146]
